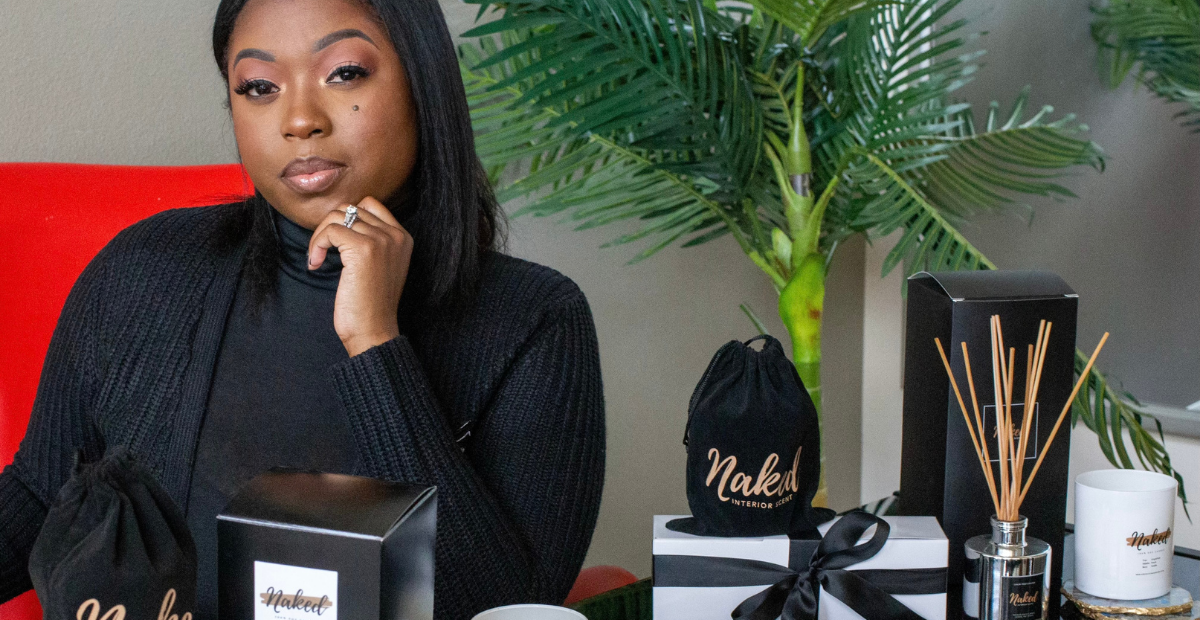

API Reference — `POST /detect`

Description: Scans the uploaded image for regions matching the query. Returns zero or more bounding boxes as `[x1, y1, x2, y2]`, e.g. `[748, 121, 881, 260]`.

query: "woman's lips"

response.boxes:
[280, 157, 346, 194]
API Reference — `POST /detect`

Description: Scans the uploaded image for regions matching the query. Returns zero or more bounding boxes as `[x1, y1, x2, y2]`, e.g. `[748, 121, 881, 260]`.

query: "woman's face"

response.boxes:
[226, 0, 418, 230]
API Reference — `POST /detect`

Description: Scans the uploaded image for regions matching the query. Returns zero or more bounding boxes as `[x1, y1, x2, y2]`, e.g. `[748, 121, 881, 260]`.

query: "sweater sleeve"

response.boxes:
[1, 252, 110, 604]
[330, 290, 605, 620]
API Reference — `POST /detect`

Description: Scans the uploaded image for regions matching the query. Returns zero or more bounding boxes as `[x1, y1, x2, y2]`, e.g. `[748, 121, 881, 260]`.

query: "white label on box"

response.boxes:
[254, 561, 338, 620]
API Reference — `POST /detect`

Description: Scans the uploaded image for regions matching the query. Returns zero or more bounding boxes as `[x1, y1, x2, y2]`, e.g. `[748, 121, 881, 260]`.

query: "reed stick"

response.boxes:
[935, 338, 1001, 515]
[1006, 346, 1017, 517]
[1014, 322, 1050, 502]
[1017, 343, 1034, 511]
[1028, 323, 1052, 411]
[990, 317, 1010, 519]
[1025, 344, 1034, 418]
[961, 342, 998, 501]
[1018, 332, 1110, 504]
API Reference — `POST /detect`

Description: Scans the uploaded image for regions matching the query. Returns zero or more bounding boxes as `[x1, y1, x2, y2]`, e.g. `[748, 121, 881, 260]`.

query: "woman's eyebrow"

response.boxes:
[232, 49, 275, 68]
[230, 29, 374, 70]
[312, 28, 377, 52]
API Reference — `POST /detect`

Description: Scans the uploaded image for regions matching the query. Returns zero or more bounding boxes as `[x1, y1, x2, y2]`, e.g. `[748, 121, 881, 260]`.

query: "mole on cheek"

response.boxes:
[352, 105, 359, 111]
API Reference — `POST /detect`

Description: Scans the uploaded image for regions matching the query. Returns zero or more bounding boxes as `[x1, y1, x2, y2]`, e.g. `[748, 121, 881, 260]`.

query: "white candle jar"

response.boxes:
[1073, 469, 1177, 600]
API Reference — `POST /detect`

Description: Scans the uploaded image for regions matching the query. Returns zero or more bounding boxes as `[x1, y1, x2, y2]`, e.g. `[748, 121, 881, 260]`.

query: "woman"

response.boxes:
[0, 0, 606, 618]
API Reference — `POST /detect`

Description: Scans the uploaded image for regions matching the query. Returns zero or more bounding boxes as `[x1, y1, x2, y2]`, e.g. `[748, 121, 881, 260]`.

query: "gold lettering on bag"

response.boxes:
[77, 600, 126, 620]
[76, 589, 190, 620]
[157, 588, 192, 620]
[706, 446, 802, 502]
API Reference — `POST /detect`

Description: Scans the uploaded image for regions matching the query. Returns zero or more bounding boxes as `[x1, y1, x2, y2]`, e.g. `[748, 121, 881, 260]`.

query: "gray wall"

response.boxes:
[860, 0, 1200, 554]
[858, 0, 1200, 541]
[0, 2, 236, 165]
[0, 0, 864, 578]
[947, 0, 1200, 408]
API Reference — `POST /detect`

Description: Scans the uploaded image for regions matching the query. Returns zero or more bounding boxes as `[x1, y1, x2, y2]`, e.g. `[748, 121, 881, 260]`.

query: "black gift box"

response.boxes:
[898, 271, 1078, 620]
[217, 469, 436, 620]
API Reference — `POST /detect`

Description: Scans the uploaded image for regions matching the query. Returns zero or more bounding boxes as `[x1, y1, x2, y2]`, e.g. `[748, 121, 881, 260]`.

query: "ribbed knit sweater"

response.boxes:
[0, 203, 607, 620]
[185, 204, 359, 620]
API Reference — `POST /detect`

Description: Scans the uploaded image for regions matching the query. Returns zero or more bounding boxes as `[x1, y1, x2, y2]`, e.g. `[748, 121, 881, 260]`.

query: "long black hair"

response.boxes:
[211, 0, 504, 318]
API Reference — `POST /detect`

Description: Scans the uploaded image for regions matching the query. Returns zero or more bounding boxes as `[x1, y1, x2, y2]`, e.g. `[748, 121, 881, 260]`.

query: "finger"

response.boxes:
[337, 199, 409, 244]
[308, 218, 373, 269]
[321, 199, 407, 243]
[337, 203, 390, 231]
[311, 202, 393, 239]
[307, 203, 400, 268]
[308, 206, 373, 267]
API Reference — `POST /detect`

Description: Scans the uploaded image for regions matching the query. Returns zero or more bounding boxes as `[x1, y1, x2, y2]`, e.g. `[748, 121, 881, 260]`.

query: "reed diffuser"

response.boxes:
[935, 316, 1108, 620]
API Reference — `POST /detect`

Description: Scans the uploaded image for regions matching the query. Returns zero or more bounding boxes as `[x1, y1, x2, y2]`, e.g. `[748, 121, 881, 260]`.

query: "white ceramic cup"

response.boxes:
[1074, 469, 1177, 600]
[471, 604, 587, 620]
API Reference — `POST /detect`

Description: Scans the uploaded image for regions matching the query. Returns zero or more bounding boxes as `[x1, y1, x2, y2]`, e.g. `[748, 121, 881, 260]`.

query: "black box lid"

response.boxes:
[911, 270, 1077, 301]
[218, 469, 435, 539]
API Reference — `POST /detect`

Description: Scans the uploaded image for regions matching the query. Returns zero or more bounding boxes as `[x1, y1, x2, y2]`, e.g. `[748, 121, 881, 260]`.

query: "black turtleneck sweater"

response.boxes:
[0, 201, 605, 620]
[185, 206, 358, 620]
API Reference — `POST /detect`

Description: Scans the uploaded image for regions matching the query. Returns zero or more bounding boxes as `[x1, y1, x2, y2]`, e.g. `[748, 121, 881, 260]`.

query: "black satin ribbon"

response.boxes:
[654, 511, 946, 620]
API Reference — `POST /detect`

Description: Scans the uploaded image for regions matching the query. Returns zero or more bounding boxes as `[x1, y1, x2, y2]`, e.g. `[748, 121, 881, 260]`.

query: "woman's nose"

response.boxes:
[281, 86, 331, 140]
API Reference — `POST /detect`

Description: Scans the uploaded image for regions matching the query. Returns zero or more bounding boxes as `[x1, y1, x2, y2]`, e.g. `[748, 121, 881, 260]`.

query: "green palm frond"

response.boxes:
[464, 34, 750, 261]
[1092, 0, 1200, 128]
[747, 55, 804, 140]
[919, 87, 1106, 219]
[462, 0, 763, 198]
[830, 0, 977, 157]
[1072, 351, 1190, 514]
[812, 0, 980, 234]
[740, 0, 896, 43]
[461, 34, 570, 185]
[809, 0, 1105, 261]
[848, 152, 997, 275]
[510, 136, 752, 264]
[459, 0, 766, 261]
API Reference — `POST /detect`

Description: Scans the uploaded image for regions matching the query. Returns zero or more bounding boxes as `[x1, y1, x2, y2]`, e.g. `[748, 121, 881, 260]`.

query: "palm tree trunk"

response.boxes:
[778, 252, 828, 507]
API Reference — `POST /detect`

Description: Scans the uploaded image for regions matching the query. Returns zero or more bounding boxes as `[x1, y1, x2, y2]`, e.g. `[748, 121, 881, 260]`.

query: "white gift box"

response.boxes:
[652, 514, 948, 620]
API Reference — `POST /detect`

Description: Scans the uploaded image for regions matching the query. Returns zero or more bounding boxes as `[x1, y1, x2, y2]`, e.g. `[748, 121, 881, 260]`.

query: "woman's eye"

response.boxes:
[327, 63, 370, 84]
[233, 79, 278, 99]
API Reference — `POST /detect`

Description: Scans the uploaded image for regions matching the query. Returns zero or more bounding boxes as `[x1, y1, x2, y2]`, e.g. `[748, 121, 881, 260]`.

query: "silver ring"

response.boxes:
[343, 205, 358, 229]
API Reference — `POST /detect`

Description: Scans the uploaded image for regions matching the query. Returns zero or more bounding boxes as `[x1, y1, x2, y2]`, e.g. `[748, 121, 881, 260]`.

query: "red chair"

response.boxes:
[564, 565, 639, 607]
[0, 163, 251, 620]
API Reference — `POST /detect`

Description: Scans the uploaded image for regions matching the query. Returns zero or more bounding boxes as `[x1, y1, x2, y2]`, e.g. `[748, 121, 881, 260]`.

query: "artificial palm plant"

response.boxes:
[458, 0, 1186, 504]
[1092, 0, 1200, 129]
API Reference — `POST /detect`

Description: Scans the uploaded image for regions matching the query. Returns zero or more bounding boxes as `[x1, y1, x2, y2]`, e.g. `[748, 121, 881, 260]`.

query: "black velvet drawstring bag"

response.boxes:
[668, 334, 834, 538]
[28, 447, 197, 620]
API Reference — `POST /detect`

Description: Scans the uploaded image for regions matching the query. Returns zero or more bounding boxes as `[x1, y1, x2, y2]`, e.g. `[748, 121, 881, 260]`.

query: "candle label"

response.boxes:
[1001, 573, 1043, 620]
[1126, 528, 1172, 577]
[254, 561, 338, 620]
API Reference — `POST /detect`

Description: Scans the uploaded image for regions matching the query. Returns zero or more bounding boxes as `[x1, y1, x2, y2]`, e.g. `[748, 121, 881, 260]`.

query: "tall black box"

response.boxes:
[218, 470, 436, 620]
[899, 271, 1078, 620]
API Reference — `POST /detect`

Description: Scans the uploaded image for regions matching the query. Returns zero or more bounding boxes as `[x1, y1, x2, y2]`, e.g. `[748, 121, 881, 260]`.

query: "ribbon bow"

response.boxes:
[731, 511, 931, 620]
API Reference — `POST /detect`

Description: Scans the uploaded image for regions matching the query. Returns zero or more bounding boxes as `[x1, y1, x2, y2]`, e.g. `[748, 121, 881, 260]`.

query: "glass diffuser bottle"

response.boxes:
[965, 516, 1050, 620]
